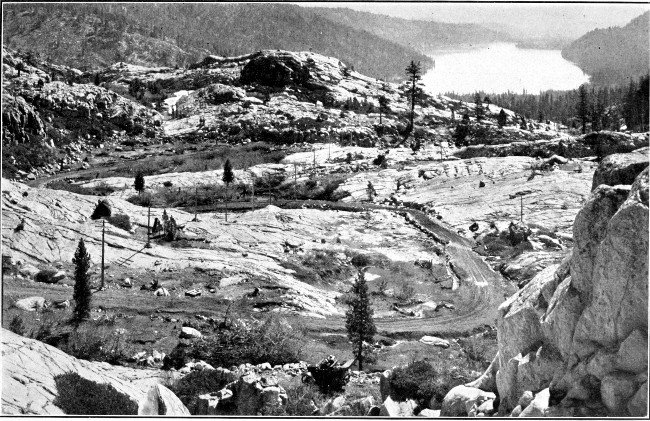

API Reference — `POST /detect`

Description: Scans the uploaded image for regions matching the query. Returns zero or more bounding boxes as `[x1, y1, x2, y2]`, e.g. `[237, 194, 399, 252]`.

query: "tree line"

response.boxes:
[445, 74, 649, 132]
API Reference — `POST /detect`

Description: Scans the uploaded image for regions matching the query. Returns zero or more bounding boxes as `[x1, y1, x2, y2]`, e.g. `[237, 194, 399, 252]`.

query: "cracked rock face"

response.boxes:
[453, 154, 648, 417]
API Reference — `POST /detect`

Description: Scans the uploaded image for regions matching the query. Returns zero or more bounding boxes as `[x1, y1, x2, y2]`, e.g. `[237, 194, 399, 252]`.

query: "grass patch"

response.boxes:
[53, 372, 138, 415]
[166, 369, 236, 414]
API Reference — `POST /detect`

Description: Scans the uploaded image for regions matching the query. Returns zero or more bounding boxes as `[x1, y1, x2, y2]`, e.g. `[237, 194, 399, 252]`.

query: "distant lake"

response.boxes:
[422, 43, 590, 95]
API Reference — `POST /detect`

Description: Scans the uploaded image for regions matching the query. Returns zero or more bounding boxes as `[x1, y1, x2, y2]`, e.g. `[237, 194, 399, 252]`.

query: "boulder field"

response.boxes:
[444, 152, 648, 417]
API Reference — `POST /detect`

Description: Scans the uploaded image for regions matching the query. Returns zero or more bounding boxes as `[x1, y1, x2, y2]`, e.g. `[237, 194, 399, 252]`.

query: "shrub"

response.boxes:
[283, 384, 325, 416]
[107, 214, 132, 231]
[58, 324, 131, 364]
[389, 361, 447, 408]
[165, 316, 303, 369]
[372, 154, 386, 166]
[395, 281, 416, 302]
[53, 372, 138, 415]
[9, 315, 26, 336]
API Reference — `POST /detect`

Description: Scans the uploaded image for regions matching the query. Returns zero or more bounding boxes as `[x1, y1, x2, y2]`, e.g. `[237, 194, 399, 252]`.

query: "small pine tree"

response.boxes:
[72, 238, 92, 323]
[345, 269, 377, 371]
[222, 159, 235, 222]
[134, 173, 145, 195]
[378, 95, 389, 125]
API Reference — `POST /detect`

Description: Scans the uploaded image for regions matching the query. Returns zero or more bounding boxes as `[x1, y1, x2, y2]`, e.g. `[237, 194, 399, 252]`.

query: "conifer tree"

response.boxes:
[497, 109, 508, 128]
[405, 61, 423, 133]
[345, 269, 376, 371]
[378, 95, 389, 125]
[134, 172, 145, 195]
[72, 238, 92, 323]
[474, 93, 484, 121]
[222, 159, 234, 222]
[577, 84, 589, 134]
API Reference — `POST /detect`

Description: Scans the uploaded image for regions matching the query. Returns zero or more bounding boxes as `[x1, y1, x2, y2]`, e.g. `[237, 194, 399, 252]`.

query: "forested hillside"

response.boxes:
[3, 3, 433, 80]
[307, 7, 509, 53]
[562, 11, 649, 85]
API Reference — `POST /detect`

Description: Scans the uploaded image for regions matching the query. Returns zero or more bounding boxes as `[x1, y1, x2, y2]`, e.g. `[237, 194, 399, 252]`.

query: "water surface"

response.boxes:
[422, 43, 590, 95]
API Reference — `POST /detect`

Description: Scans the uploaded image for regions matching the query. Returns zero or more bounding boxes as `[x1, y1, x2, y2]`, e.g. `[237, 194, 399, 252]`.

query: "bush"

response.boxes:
[165, 316, 303, 369]
[389, 361, 448, 408]
[9, 315, 26, 336]
[284, 383, 325, 415]
[59, 324, 132, 364]
[53, 372, 138, 415]
[107, 214, 132, 231]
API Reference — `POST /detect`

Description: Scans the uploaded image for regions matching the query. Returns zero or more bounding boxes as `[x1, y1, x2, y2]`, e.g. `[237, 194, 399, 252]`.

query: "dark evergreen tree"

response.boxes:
[577, 84, 590, 134]
[345, 269, 376, 371]
[134, 172, 145, 194]
[497, 109, 508, 128]
[378, 95, 389, 125]
[72, 238, 92, 323]
[405, 61, 423, 133]
[474, 92, 484, 121]
[222, 159, 234, 222]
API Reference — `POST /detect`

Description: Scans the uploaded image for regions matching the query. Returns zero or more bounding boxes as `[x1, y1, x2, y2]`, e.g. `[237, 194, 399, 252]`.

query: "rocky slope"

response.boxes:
[443, 151, 648, 417]
[1, 328, 182, 415]
[2, 48, 162, 179]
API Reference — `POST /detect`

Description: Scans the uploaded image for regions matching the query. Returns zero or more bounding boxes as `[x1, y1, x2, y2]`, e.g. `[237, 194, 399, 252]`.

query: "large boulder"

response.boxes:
[2, 94, 47, 146]
[591, 148, 649, 191]
[581, 131, 649, 159]
[240, 51, 311, 88]
[440, 385, 495, 416]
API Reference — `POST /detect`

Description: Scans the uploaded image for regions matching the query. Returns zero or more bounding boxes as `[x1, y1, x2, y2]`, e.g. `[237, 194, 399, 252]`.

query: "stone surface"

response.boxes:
[600, 372, 638, 414]
[518, 388, 550, 417]
[419, 336, 450, 348]
[1, 329, 169, 415]
[179, 326, 202, 339]
[626, 381, 648, 417]
[138, 384, 190, 415]
[13, 296, 46, 311]
[591, 147, 649, 191]
[615, 329, 648, 374]
[440, 385, 495, 416]
[379, 396, 417, 417]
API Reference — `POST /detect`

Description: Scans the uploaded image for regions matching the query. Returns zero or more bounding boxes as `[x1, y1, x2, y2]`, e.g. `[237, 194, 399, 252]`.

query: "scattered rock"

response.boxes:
[419, 336, 450, 348]
[179, 327, 202, 339]
[139, 384, 190, 415]
[13, 296, 46, 311]
[379, 396, 417, 417]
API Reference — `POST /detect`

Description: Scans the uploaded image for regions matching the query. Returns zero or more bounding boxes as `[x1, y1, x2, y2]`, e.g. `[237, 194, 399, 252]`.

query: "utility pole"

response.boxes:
[192, 187, 199, 222]
[145, 205, 152, 248]
[294, 163, 297, 201]
[101, 219, 105, 290]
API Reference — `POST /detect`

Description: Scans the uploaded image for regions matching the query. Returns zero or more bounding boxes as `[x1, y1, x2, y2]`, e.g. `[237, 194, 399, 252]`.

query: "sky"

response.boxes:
[299, 1, 649, 40]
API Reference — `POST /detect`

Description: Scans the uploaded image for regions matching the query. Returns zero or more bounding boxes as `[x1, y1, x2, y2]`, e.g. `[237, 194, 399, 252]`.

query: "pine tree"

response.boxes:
[405, 61, 423, 133]
[134, 172, 145, 194]
[345, 269, 376, 371]
[222, 159, 234, 222]
[378, 95, 389, 125]
[474, 93, 484, 121]
[577, 84, 589, 134]
[72, 238, 92, 323]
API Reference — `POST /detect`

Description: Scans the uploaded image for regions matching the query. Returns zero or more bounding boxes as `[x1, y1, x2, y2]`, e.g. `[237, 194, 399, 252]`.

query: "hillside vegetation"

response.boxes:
[3, 3, 434, 80]
[562, 11, 649, 86]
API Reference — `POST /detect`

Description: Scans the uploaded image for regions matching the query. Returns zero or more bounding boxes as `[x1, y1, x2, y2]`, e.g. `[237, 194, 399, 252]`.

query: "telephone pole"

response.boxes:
[146, 205, 152, 248]
[101, 219, 105, 290]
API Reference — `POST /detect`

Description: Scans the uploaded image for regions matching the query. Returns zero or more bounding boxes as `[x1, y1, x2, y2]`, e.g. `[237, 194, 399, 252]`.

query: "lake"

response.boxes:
[421, 43, 590, 95]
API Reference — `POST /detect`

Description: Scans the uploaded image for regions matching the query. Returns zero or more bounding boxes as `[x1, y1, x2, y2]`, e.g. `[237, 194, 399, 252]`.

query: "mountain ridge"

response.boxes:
[561, 11, 649, 85]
